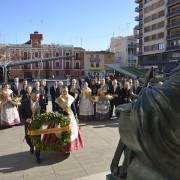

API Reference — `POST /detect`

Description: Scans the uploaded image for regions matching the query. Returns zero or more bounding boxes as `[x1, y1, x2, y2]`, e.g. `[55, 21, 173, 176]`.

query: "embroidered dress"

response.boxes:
[0, 89, 20, 126]
[79, 88, 94, 116]
[42, 94, 84, 152]
[95, 97, 110, 120]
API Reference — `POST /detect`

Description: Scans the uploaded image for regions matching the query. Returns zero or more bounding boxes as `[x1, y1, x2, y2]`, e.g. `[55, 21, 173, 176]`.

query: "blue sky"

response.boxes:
[0, 0, 136, 50]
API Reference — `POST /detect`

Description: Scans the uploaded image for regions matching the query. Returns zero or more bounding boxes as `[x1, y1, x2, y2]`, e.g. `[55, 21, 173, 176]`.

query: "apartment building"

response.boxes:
[135, 0, 180, 72]
[84, 51, 115, 76]
[110, 36, 137, 66]
[0, 32, 85, 79]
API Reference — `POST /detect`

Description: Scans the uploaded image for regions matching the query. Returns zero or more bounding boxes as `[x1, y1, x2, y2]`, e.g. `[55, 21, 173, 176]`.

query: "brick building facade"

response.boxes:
[0, 31, 85, 79]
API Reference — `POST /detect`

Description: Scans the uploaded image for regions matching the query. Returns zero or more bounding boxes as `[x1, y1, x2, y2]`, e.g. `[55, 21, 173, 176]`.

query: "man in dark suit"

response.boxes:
[11, 77, 21, 97]
[109, 79, 121, 118]
[21, 91, 41, 163]
[132, 79, 142, 99]
[50, 81, 60, 112]
[68, 79, 80, 114]
[39, 79, 48, 114]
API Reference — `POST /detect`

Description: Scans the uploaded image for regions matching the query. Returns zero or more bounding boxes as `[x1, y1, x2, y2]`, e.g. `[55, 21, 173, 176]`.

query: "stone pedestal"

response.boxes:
[106, 174, 125, 180]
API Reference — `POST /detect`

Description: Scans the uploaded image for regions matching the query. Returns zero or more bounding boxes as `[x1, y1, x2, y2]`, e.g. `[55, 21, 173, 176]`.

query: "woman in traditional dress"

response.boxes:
[0, 82, 20, 127]
[43, 86, 84, 153]
[95, 85, 111, 120]
[79, 82, 94, 121]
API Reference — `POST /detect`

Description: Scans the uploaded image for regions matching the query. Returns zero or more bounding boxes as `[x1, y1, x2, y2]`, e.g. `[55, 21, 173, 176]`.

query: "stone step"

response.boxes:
[73, 171, 109, 180]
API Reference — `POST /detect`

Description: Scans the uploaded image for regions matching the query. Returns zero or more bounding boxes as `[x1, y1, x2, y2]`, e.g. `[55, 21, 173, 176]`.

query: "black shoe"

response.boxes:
[64, 152, 70, 157]
[36, 158, 41, 164]
[30, 147, 34, 154]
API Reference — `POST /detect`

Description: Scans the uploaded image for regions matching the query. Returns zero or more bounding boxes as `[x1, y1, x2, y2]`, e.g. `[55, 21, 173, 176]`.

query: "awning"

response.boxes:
[105, 63, 137, 79]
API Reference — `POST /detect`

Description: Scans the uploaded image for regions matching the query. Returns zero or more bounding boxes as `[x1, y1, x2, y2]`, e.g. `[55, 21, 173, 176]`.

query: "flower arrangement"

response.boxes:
[28, 112, 71, 151]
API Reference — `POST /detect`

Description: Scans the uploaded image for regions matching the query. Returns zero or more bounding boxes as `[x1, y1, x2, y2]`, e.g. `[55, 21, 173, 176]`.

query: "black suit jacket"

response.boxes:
[109, 85, 121, 105]
[21, 99, 41, 121]
[50, 86, 59, 102]
[11, 84, 21, 97]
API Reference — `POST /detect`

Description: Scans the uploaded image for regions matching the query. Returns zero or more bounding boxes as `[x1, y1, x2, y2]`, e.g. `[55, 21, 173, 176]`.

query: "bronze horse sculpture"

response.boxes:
[109, 66, 180, 180]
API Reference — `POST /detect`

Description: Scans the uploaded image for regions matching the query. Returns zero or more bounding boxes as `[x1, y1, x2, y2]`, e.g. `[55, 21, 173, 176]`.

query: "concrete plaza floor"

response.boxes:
[0, 103, 121, 180]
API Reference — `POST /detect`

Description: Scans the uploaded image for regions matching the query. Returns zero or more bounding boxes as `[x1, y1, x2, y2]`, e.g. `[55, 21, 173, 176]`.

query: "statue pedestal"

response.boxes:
[106, 174, 125, 180]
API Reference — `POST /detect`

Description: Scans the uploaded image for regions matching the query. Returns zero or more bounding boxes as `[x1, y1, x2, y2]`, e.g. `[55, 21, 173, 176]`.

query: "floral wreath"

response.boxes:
[28, 112, 71, 151]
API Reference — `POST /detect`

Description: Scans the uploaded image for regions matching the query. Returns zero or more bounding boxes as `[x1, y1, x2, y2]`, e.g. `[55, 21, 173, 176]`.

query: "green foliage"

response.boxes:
[122, 66, 147, 77]
[29, 112, 71, 151]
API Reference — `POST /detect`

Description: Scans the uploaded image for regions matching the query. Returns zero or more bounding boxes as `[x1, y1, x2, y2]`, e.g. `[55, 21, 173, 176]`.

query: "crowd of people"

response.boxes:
[0, 76, 146, 127]
[0, 75, 155, 163]
[50, 76, 143, 121]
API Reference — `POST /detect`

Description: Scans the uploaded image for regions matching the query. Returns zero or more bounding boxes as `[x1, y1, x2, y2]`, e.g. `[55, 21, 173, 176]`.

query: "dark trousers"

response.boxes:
[52, 101, 59, 112]
[40, 105, 47, 114]
[110, 101, 118, 117]
[25, 123, 41, 160]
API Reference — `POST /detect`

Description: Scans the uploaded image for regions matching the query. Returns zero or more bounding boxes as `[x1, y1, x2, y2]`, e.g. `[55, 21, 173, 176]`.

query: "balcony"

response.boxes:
[128, 44, 137, 48]
[167, 9, 180, 18]
[135, 14, 143, 21]
[166, 45, 180, 51]
[167, 33, 180, 40]
[137, 52, 143, 56]
[167, 21, 180, 29]
[135, 0, 142, 3]
[135, 33, 143, 39]
[135, 23, 143, 30]
[135, 3, 143, 12]
[167, 0, 180, 6]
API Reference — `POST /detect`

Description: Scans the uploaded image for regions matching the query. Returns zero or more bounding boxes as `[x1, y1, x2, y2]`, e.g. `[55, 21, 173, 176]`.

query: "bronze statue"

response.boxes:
[109, 66, 180, 180]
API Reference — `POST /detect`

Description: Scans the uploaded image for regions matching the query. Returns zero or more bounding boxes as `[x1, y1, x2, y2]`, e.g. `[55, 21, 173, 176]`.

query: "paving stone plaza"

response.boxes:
[0, 102, 122, 180]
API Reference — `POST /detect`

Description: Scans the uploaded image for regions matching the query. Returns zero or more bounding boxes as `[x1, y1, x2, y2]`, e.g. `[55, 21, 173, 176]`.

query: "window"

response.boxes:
[158, 32, 164, 39]
[65, 62, 70, 69]
[91, 63, 94, 67]
[35, 62, 38, 68]
[56, 52, 59, 57]
[90, 55, 94, 62]
[75, 62, 80, 69]
[45, 53, 49, 58]
[35, 52, 39, 58]
[159, 43, 165, 50]
[56, 62, 59, 67]
[75, 53, 79, 60]
[96, 63, 99, 67]
[66, 52, 70, 60]
[23, 52, 28, 60]
[56, 71, 59, 76]
[144, 10, 165, 24]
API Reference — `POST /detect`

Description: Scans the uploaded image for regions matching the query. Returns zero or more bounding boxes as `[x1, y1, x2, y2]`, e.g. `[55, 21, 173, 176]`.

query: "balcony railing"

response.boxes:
[135, 14, 143, 21]
[135, 33, 143, 39]
[167, 21, 180, 29]
[167, 9, 180, 17]
[135, 23, 143, 30]
[166, 45, 180, 51]
[167, 33, 180, 40]
[137, 52, 143, 56]
[135, 3, 143, 12]
[128, 44, 137, 48]
[167, 0, 180, 6]
[135, 0, 142, 3]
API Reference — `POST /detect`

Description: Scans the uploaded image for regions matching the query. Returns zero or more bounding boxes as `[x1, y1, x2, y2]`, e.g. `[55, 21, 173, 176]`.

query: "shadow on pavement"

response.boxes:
[0, 151, 69, 173]
[79, 118, 119, 129]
